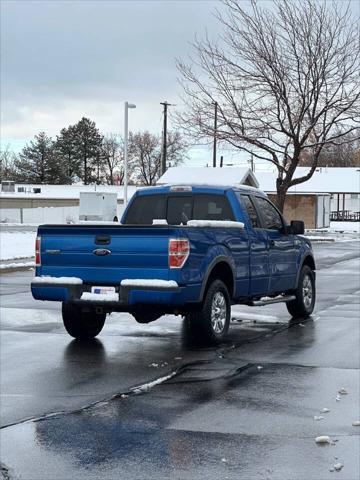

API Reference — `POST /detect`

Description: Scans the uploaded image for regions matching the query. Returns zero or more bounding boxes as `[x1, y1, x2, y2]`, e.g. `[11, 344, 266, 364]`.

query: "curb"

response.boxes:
[305, 237, 335, 243]
[0, 260, 35, 274]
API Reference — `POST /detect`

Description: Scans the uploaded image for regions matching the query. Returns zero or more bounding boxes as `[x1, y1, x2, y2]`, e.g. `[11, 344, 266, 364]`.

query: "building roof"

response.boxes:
[256, 167, 360, 194]
[157, 167, 259, 188]
[0, 184, 138, 200]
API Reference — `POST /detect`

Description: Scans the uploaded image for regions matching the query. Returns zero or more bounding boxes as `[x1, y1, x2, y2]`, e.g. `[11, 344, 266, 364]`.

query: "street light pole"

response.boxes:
[124, 101, 136, 207]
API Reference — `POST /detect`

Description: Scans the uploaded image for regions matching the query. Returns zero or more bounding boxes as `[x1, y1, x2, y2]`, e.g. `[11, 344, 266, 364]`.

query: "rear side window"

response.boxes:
[254, 196, 283, 230]
[193, 195, 234, 221]
[123, 195, 166, 224]
[240, 194, 260, 228]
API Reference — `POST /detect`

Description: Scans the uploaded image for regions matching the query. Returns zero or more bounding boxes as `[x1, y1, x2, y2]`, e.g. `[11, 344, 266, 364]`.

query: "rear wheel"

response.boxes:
[62, 302, 106, 339]
[286, 265, 315, 318]
[185, 279, 230, 345]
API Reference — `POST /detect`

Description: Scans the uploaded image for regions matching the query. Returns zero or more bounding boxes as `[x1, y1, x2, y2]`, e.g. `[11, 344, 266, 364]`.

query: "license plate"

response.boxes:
[91, 286, 116, 295]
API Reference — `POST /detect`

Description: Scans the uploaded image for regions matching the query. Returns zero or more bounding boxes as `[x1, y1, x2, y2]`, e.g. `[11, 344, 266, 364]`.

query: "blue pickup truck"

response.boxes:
[31, 185, 316, 344]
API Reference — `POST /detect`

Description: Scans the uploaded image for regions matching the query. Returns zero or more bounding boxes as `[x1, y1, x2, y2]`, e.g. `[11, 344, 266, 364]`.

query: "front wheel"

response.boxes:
[62, 302, 106, 339]
[185, 279, 231, 345]
[286, 265, 315, 319]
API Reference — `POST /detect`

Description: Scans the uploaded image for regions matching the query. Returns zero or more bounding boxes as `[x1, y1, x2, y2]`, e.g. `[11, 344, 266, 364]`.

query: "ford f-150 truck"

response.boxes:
[31, 185, 316, 344]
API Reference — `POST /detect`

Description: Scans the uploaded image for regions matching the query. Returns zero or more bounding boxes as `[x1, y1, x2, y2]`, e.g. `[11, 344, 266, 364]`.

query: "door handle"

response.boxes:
[95, 235, 111, 245]
[268, 239, 275, 248]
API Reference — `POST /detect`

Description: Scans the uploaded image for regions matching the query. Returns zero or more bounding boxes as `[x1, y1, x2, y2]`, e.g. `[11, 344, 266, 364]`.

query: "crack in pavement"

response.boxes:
[0, 319, 309, 431]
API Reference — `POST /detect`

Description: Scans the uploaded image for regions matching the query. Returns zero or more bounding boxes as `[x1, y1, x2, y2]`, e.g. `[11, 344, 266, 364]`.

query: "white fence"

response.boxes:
[1, 203, 127, 224]
[1, 206, 79, 224]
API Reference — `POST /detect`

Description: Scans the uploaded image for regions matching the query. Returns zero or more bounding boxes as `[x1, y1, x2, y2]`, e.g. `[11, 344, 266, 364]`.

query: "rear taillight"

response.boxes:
[35, 236, 41, 266]
[169, 238, 190, 269]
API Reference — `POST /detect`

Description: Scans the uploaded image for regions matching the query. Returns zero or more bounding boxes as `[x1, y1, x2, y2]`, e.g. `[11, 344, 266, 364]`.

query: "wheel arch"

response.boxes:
[295, 254, 316, 289]
[199, 256, 236, 302]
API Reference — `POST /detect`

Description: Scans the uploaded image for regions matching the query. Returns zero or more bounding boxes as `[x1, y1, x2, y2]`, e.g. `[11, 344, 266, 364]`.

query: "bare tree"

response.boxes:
[129, 131, 186, 185]
[300, 128, 360, 167]
[101, 134, 125, 185]
[177, 0, 360, 211]
[0, 145, 17, 181]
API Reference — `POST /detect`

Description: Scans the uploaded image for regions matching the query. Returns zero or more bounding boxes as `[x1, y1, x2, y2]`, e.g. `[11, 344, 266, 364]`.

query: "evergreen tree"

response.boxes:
[55, 125, 81, 183]
[71, 117, 103, 184]
[15, 132, 65, 184]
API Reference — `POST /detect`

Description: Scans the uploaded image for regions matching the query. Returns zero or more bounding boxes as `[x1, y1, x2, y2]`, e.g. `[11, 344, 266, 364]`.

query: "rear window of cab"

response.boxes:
[123, 194, 235, 225]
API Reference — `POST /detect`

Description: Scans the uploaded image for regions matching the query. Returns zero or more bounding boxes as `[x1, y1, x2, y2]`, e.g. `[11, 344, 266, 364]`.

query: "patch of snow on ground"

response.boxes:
[315, 435, 331, 444]
[0, 261, 35, 270]
[231, 310, 287, 324]
[0, 231, 36, 260]
[329, 221, 360, 233]
[131, 371, 177, 394]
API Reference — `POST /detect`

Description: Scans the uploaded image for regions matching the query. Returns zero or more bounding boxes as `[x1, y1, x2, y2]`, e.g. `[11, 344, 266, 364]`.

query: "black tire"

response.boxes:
[62, 302, 106, 339]
[286, 265, 315, 319]
[185, 279, 231, 345]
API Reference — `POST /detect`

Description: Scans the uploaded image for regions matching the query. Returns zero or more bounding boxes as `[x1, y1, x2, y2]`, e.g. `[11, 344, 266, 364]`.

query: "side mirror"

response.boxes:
[287, 220, 305, 235]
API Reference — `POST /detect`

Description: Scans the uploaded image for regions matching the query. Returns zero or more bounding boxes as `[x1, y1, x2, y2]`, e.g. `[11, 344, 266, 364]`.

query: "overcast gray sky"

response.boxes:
[1, 0, 228, 165]
[2, 0, 358, 167]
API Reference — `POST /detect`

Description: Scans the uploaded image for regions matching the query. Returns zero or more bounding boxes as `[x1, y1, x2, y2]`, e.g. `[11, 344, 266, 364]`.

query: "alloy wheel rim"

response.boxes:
[211, 291, 227, 333]
[302, 274, 313, 309]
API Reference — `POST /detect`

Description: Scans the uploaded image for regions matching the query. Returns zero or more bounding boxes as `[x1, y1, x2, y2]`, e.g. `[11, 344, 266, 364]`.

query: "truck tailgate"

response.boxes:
[37, 225, 177, 284]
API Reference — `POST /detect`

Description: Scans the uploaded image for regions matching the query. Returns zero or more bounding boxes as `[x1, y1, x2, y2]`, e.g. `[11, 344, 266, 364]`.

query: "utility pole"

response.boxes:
[213, 101, 218, 168]
[160, 101, 173, 175]
[250, 153, 254, 172]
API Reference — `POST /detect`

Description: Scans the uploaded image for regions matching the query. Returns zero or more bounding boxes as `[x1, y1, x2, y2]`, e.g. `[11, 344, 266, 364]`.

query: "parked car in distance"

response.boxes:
[31, 185, 316, 344]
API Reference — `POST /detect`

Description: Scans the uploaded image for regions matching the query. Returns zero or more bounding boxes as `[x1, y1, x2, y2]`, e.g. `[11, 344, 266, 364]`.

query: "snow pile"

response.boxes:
[80, 292, 119, 302]
[329, 221, 360, 233]
[0, 231, 36, 260]
[32, 276, 83, 284]
[315, 435, 331, 444]
[187, 220, 245, 228]
[121, 279, 178, 288]
[131, 371, 177, 394]
[231, 311, 287, 324]
[0, 261, 35, 270]
[304, 236, 335, 243]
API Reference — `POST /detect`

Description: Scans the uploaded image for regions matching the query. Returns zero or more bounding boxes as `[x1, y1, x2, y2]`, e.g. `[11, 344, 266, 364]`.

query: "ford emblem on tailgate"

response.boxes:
[93, 248, 111, 256]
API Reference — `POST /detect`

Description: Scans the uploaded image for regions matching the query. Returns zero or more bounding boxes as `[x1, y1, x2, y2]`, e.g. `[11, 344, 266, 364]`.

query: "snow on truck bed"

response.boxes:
[187, 220, 245, 228]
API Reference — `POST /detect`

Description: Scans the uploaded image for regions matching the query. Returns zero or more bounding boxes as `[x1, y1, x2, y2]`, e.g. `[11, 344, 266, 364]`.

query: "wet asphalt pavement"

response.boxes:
[0, 240, 359, 479]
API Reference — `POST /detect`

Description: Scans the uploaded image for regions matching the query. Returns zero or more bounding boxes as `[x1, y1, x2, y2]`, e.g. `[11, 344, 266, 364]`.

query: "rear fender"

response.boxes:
[198, 248, 236, 301]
